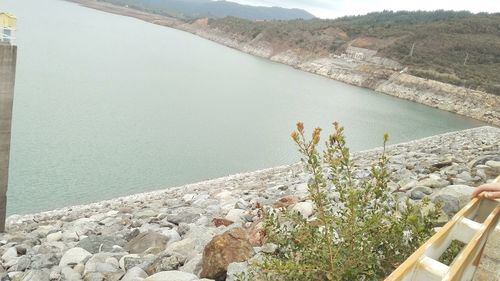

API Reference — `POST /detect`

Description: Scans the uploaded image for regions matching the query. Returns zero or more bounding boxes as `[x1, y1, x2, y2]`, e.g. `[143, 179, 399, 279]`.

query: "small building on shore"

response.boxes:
[0, 12, 17, 44]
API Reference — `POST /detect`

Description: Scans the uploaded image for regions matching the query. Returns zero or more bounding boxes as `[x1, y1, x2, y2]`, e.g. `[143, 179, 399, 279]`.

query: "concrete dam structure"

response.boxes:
[0, 42, 17, 232]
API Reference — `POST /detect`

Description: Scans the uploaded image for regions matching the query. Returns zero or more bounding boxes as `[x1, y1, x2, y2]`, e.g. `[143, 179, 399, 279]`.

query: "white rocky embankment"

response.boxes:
[177, 25, 500, 127]
[1, 126, 499, 281]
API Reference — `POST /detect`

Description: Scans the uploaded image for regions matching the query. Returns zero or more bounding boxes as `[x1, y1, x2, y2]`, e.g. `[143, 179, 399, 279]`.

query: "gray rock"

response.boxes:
[119, 254, 142, 270]
[409, 190, 425, 200]
[136, 255, 157, 272]
[2, 247, 18, 263]
[417, 178, 449, 189]
[167, 211, 200, 225]
[146, 252, 186, 275]
[74, 263, 85, 275]
[165, 239, 197, 260]
[13, 270, 50, 281]
[261, 243, 278, 254]
[412, 186, 433, 195]
[15, 245, 27, 256]
[68, 219, 99, 236]
[125, 229, 141, 241]
[161, 230, 181, 246]
[49, 267, 62, 281]
[46, 232, 63, 242]
[59, 247, 92, 267]
[166, 226, 213, 260]
[61, 266, 82, 281]
[226, 262, 248, 281]
[105, 257, 120, 269]
[126, 231, 169, 254]
[30, 254, 59, 270]
[431, 185, 475, 209]
[432, 195, 460, 217]
[83, 271, 123, 281]
[177, 224, 190, 237]
[135, 210, 157, 219]
[485, 160, 500, 176]
[400, 180, 417, 191]
[292, 201, 314, 218]
[144, 271, 198, 281]
[84, 253, 122, 276]
[179, 254, 202, 276]
[121, 266, 148, 281]
[225, 209, 246, 223]
[10, 256, 30, 272]
[76, 235, 126, 254]
[485, 160, 500, 169]
[234, 199, 248, 210]
[62, 231, 80, 242]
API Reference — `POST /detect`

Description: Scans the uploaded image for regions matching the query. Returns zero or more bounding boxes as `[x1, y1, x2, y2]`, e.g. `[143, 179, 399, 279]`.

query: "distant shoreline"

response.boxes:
[64, 0, 500, 127]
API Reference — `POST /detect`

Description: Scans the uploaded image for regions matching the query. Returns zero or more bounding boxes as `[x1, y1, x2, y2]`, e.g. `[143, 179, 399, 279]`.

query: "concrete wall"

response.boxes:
[0, 43, 17, 231]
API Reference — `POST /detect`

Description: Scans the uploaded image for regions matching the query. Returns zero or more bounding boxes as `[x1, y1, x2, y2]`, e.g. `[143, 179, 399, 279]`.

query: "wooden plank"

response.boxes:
[384, 198, 480, 281]
[386, 176, 500, 281]
[445, 204, 500, 281]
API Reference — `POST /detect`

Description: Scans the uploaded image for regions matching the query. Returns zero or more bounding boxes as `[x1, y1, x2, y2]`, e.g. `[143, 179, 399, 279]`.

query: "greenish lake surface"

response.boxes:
[2, 0, 485, 215]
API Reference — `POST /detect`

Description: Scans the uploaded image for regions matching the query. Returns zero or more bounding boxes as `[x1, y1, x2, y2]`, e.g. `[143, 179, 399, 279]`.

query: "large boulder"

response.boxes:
[200, 227, 254, 281]
[126, 231, 169, 254]
[432, 194, 460, 217]
[431, 185, 475, 210]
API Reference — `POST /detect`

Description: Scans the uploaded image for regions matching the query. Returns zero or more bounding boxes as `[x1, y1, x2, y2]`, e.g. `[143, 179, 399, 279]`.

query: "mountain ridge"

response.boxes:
[101, 0, 315, 20]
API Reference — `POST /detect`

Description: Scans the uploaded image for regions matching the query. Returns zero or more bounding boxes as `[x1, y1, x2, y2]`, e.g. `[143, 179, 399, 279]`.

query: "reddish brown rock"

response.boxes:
[246, 220, 266, 247]
[200, 227, 254, 281]
[273, 195, 300, 208]
[212, 218, 234, 227]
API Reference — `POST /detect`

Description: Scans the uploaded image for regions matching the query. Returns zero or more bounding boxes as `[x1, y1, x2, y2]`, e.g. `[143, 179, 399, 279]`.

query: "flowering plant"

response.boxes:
[242, 122, 441, 280]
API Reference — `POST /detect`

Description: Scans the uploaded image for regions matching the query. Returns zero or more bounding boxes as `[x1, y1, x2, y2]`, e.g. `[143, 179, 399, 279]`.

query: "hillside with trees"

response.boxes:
[99, 0, 315, 20]
[207, 11, 500, 95]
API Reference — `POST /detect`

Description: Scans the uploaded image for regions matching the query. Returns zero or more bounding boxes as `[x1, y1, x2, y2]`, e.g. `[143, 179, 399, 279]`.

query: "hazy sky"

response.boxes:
[230, 0, 500, 19]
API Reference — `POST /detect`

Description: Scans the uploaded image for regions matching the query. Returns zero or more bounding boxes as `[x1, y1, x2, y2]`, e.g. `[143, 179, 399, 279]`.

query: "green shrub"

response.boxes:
[241, 122, 441, 280]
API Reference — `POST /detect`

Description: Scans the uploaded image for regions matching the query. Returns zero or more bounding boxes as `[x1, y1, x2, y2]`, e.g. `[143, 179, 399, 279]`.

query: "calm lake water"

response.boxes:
[2, 0, 485, 215]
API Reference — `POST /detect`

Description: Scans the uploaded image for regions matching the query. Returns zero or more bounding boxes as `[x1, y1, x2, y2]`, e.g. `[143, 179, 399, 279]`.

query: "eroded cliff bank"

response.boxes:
[65, 0, 500, 127]
[178, 23, 500, 126]
[1, 126, 499, 280]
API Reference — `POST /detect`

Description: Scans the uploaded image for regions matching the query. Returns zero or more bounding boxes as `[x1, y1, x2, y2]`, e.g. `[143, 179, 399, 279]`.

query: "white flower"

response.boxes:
[403, 230, 413, 245]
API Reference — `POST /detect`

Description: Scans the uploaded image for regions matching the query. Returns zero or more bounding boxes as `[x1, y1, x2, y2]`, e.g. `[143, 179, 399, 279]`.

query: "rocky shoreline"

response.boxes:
[1, 126, 499, 280]
[64, 0, 500, 126]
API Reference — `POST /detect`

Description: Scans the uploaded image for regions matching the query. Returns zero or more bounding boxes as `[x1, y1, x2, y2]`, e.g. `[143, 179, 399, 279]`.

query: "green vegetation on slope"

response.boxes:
[98, 0, 315, 20]
[239, 123, 442, 280]
[208, 11, 500, 95]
